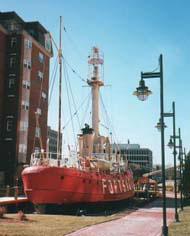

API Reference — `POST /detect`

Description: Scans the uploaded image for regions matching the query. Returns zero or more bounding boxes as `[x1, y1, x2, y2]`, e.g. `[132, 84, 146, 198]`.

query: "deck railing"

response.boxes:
[30, 152, 74, 167]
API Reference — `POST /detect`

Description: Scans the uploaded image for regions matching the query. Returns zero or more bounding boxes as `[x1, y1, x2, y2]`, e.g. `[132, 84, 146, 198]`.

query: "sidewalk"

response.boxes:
[67, 194, 177, 236]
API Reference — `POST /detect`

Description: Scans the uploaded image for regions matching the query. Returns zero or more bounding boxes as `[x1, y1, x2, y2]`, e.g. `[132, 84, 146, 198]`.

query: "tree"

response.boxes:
[184, 151, 190, 198]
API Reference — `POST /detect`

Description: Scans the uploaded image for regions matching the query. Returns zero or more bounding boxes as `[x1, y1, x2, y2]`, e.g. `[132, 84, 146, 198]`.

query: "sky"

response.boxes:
[2, 0, 190, 166]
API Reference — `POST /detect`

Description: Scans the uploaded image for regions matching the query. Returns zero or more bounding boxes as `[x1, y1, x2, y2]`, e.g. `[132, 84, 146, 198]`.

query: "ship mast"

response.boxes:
[87, 47, 104, 138]
[57, 16, 62, 166]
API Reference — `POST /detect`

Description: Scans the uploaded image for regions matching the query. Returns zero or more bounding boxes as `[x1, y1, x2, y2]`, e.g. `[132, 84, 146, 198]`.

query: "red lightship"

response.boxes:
[22, 26, 134, 212]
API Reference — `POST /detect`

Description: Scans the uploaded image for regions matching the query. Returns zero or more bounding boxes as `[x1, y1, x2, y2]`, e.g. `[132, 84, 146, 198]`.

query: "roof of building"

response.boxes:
[0, 11, 24, 24]
[0, 11, 53, 55]
[0, 11, 48, 33]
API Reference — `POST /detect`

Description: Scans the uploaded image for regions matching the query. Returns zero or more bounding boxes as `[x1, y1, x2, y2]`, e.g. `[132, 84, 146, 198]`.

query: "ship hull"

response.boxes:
[22, 166, 134, 205]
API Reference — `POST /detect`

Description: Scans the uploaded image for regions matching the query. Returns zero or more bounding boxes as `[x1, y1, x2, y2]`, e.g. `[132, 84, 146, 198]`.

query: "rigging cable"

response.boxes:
[99, 89, 110, 135]
[63, 61, 77, 150]
[49, 54, 59, 94]
[50, 32, 86, 84]
[32, 55, 47, 152]
[62, 58, 81, 131]
[48, 56, 59, 106]
[80, 89, 91, 127]
[62, 91, 91, 130]
[99, 92, 121, 152]
[62, 24, 86, 63]
[64, 59, 86, 83]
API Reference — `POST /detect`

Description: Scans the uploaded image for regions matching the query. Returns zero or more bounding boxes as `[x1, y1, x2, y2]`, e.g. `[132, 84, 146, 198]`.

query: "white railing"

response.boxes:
[30, 152, 70, 167]
[92, 153, 107, 160]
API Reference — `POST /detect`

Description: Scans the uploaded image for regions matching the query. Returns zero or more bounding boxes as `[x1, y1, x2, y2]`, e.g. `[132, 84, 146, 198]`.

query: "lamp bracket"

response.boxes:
[163, 112, 173, 117]
[171, 135, 180, 139]
[141, 72, 161, 79]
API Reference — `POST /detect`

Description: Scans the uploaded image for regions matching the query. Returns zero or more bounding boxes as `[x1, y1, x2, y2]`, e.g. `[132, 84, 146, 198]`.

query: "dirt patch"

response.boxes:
[0, 216, 35, 223]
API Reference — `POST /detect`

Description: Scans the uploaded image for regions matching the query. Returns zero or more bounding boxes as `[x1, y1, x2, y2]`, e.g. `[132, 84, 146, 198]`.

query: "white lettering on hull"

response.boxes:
[113, 180, 118, 193]
[102, 179, 107, 194]
[102, 177, 133, 194]
[125, 178, 129, 191]
[118, 180, 123, 192]
[121, 179, 127, 192]
[108, 180, 114, 194]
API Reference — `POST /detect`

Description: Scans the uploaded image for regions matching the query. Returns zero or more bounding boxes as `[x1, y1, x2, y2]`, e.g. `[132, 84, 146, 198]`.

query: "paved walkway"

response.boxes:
[68, 194, 178, 236]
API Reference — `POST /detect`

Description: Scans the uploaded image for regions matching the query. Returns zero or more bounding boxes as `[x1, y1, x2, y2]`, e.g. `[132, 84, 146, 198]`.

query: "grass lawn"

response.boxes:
[0, 213, 119, 236]
[169, 207, 190, 236]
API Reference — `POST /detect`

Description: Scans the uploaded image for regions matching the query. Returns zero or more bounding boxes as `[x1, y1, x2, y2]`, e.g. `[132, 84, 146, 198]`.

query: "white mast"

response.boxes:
[57, 16, 62, 166]
[87, 47, 104, 138]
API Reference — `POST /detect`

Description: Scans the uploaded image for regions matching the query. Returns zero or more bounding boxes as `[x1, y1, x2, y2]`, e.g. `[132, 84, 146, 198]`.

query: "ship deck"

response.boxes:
[0, 196, 28, 206]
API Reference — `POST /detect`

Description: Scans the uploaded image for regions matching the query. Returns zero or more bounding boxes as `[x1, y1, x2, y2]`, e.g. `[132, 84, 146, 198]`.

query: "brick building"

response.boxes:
[0, 11, 53, 185]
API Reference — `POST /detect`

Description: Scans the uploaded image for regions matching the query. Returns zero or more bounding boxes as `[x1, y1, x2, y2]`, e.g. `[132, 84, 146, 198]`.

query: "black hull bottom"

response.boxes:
[34, 198, 134, 215]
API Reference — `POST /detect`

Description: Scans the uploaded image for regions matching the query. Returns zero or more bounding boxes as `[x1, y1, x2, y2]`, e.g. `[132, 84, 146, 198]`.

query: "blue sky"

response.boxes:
[2, 0, 190, 166]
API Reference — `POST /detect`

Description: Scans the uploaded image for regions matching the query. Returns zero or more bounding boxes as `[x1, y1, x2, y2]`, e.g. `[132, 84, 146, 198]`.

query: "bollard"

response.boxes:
[14, 186, 18, 200]
[5, 185, 10, 197]
[17, 210, 27, 221]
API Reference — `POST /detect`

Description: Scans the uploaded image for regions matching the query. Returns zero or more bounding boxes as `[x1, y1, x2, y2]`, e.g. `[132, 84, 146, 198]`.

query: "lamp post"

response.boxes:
[183, 148, 186, 201]
[170, 128, 184, 211]
[133, 54, 168, 236]
[164, 101, 179, 222]
[180, 140, 184, 211]
[178, 131, 184, 211]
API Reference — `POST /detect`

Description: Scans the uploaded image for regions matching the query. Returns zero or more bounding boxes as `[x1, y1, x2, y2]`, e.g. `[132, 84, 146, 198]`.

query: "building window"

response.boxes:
[19, 144, 27, 153]
[20, 121, 28, 131]
[5, 138, 13, 141]
[10, 57, 16, 68]
[45, 34, 51, 52]
[35, 127, 40, 138]
[38, 52, 44, 63]
[36, 108, 42, 116]
[23, 59, 32, 69]
[22, 100, 29, 110]
[8, 95, 15, 98]
[8, 23, 14, 31]
[25, 39, 32, 49]
[11, 37, 17, 47]
[8, 78, 15, 89]
[8, 23, 20, 32]
[42, 91, 47, 100]
[6, 118, 13, 132]
[22, 80, 31, 89]
[37, 71, 43, 81]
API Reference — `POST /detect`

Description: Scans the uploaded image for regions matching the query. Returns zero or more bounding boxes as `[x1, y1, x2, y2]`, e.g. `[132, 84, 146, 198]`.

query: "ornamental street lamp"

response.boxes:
[133, 79, 152, 101]
[164, 101, 179, 222]
[133, 54, 168, 236]
[167, 137, 174, 149]
[155, 118, 167, 131]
